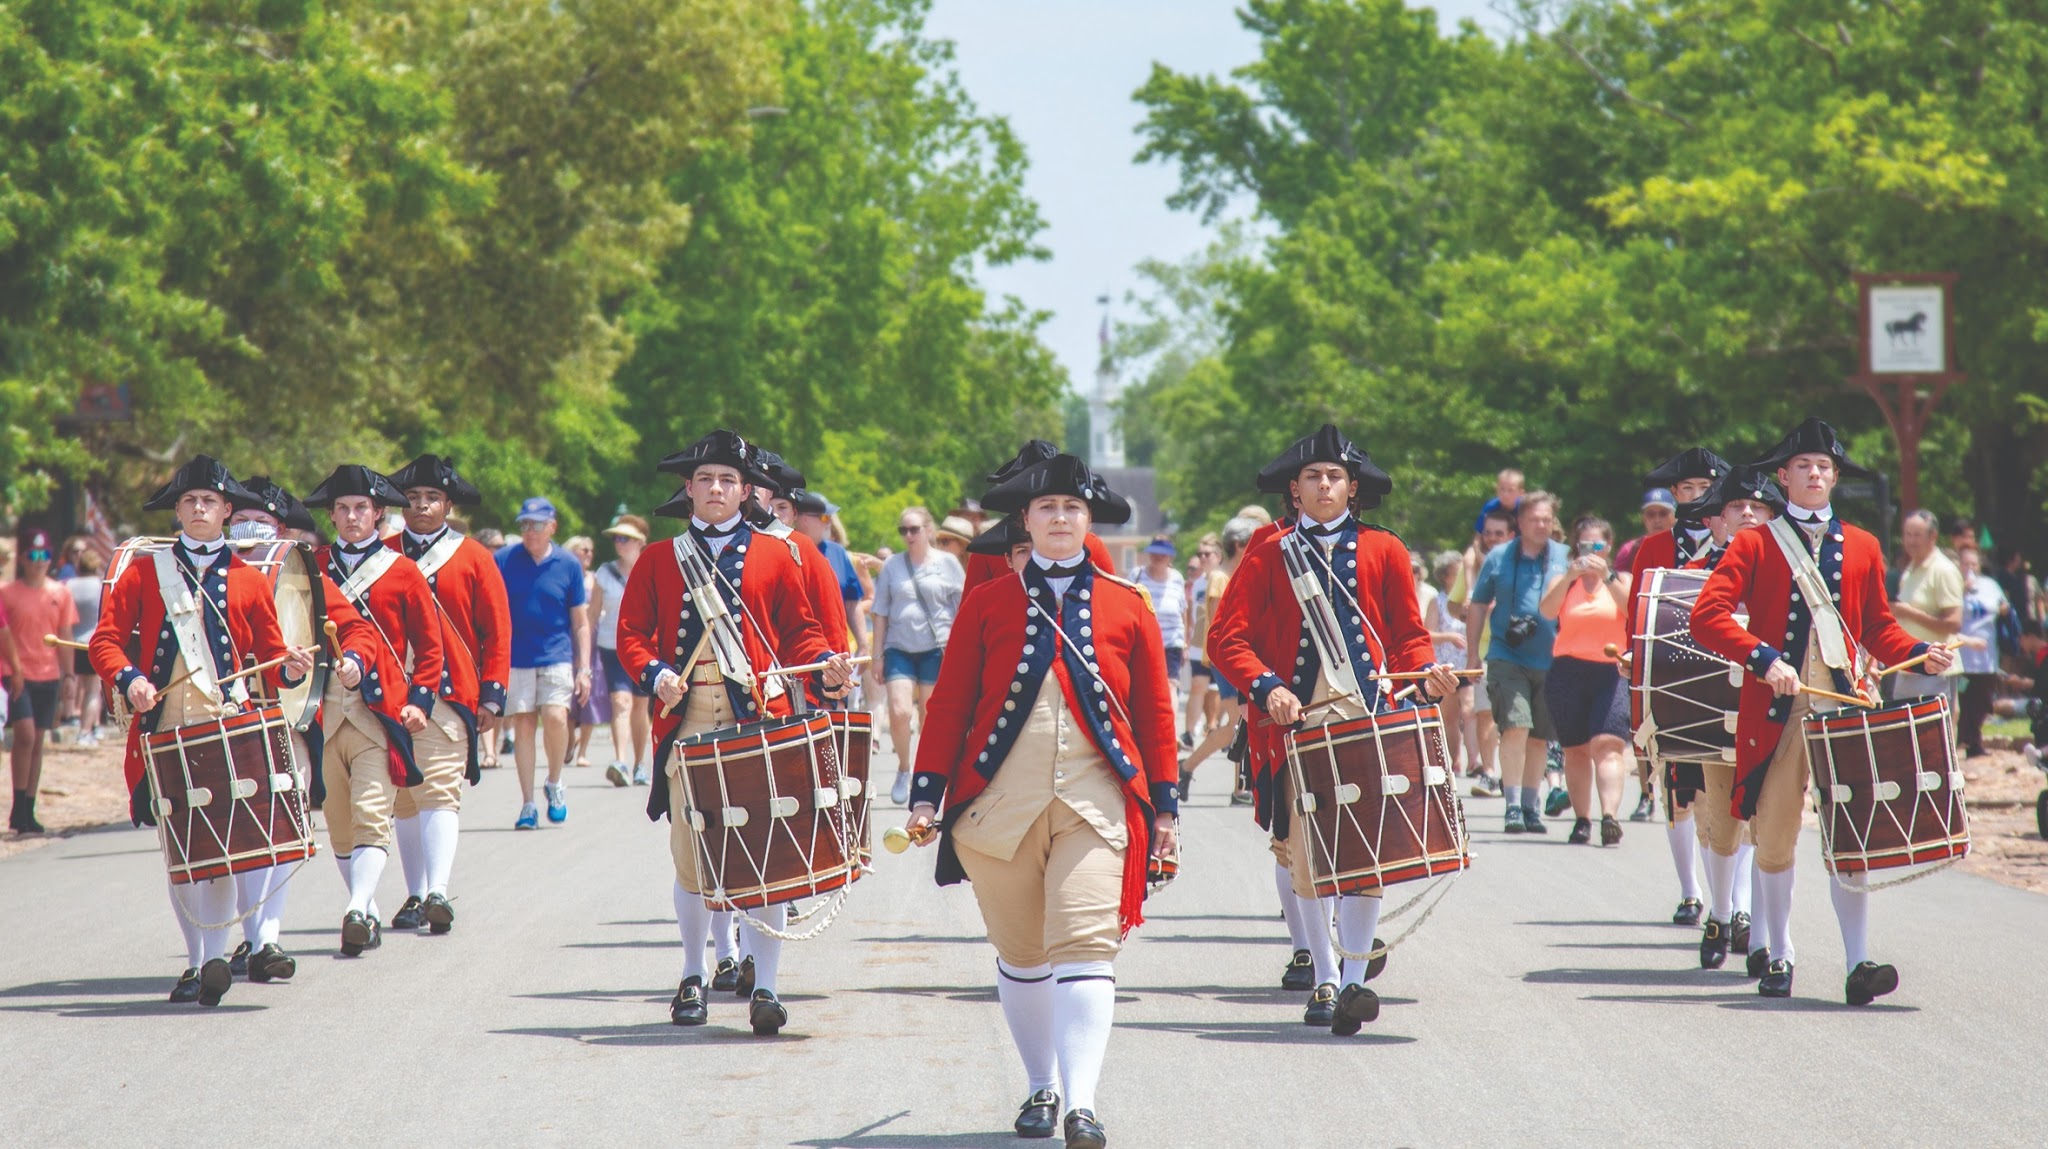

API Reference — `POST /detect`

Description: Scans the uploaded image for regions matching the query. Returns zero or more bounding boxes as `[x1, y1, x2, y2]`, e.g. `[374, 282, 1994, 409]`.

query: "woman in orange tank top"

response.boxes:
[1539, 516, 1633, 845]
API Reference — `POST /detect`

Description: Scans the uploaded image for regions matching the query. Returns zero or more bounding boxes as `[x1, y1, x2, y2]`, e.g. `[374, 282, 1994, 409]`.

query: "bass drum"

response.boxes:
[103, 537, 329, 733]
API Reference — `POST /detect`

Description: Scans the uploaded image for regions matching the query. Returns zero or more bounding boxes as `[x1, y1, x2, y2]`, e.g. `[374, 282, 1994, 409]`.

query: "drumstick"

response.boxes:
[1602, 642, 1635, 666]
[1875, 637, 1966, 680]
[1799, 682, 1875, 708]
[160, 650, 300, 697]
[42, 635, 89, 652]
[1370, 668, 1483, 683]
[322, 620, 342, 659]
[659, 653, 871, 719]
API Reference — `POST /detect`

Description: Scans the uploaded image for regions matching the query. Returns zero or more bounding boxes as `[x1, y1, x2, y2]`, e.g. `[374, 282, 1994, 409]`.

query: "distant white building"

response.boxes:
[1088, 311, 1125, 468]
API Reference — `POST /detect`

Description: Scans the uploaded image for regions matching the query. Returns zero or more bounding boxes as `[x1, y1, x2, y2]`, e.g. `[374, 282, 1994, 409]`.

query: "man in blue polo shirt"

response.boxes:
[497, 497, 592, 830]
[1464, 490, 1568, 834]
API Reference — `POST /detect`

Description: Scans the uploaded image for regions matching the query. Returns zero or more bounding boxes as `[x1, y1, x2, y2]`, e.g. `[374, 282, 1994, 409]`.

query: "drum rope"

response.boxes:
[159, 716, 313, 929]
[1813, 696, 1970, 893]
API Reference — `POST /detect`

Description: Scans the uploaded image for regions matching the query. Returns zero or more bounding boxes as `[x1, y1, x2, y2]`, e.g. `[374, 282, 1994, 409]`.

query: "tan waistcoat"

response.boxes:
[950, 684, 1129, 861]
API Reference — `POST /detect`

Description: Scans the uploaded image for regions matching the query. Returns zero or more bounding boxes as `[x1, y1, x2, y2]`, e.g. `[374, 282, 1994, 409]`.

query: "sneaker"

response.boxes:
[631, 764, 651, 786]
[1520, 807, 1548, 834]
[1230, 789, 1254, 806]
[890, 772, 911, 806]
[1469, 773, 1502, 799]
[1543, 785, 1572, 818]
[1566, 818, 1592, 845]
[514, 803, 539, 830]
[544, 782, 568, 824]
[605, 763, 630, 788]
[1504, 805, 1527, 834]
[1630, 794, 1654, 822]
[1600, 815, 1623, 846]
[1179, 731, 1195, 750]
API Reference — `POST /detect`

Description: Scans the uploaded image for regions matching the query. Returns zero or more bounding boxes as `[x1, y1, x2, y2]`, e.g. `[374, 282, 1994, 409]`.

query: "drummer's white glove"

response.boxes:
[654, 669, 686, 709]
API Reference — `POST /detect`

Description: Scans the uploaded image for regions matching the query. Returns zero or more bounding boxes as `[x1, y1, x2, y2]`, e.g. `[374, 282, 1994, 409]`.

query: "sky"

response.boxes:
[923, 0, 1513, 392]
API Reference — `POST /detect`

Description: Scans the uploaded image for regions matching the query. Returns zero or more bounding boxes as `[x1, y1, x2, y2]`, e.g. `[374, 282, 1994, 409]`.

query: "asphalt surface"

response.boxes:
[3, 729, 2044, 1148]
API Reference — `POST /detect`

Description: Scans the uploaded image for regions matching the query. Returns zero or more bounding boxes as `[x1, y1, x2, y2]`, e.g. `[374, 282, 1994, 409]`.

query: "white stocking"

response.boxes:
[172, 878, 235, 963]
[235, 869, 269, 946]
[168, 877, 204, 969]
[256, 867, 288, 946]
[1052, 961, 1115, 1114]
[1828, 871, 1871, 971]
[1667, 820, 1701, 900]
[345, 847, 387, 917]
[1759, 866, 1797, 965]
[1704, 848, 1738, 923]
[996, 960, 1058, 1094]
[1732, 843, 1756, 917]
[673, 883, 712, 983]
[711, 910, 738, 963]
[1304, 894, 1338, 986]
[1335, 895, 1382, 987]
[1276, 864, 1308, 949]
[395, 814, 427, 898]
[743, 904, 786, 993]
[421, 809, 460, 896]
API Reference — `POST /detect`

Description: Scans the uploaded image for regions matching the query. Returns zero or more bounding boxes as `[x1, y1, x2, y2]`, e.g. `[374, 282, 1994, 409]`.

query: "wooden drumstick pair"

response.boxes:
[658, 654, 873, 719]
[1608, 639, 1880, 709]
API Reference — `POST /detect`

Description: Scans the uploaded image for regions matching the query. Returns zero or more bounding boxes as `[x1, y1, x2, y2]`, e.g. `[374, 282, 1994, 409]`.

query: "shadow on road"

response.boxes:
[493, 1022, 813, 1046]
[1142, 912, 1286, 923]
[792, 1111, 1017, 1148]
[1524, 966, 1727, 987]
[0, 976, 172, 997]
[1548, 939, 1700, 951]
[1117, 1018, 1418, 1046]
[853, 934, 987, 945]
[1518, 919, 1685, 929]
[514, 986, 826, 1005]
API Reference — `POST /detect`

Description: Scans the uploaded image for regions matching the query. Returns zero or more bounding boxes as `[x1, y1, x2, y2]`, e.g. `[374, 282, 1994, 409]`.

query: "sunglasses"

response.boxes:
[27, 550, 51, 562]
[897, 524, 922, 536]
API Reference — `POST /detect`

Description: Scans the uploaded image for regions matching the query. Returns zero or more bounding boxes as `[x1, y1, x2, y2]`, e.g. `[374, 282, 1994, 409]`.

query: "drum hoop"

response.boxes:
[1805, 691, 1967, 891]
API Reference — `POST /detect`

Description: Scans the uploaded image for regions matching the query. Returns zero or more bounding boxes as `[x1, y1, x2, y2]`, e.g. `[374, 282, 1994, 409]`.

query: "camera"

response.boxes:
[1577, 540, 1606, 557]
[1504, 615, 1540, 648]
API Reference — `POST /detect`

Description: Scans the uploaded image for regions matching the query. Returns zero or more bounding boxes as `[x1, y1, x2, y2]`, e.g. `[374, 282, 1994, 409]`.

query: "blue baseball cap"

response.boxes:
[1144, 535, 1176, 557]
[516, 496, 557, 523]
[1642, 488, 1677, 509]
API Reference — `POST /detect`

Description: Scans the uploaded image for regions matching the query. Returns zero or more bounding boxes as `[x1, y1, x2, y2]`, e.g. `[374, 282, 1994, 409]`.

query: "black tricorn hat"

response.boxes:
[1643, 446, 1729, 488]
[655, 429, 772, 485]
[652, 486, 691, 520]
[753, 450, 806, 495]
[386, 453, 482, 506]
[981, 455, 1133, 525]
[1752, 417, 1870, 478]
[303, 465, 408, 510]
[1253, 424, 1393, 509]
[967, 515, 1028, 556]
[985, 439, 1060, 486]
[1684, 463, 1788, 521]
[235, 476, 319, 532]
[789, 489, 830, 517]
[142, 455, 257, 512]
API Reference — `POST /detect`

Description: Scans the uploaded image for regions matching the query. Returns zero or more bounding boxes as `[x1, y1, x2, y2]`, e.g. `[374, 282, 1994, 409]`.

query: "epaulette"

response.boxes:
[1094, 568, 1152, 610]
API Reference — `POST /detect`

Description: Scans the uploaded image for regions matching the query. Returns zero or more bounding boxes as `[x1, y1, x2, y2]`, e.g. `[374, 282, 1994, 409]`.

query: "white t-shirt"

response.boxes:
[1136, 567, 1187, 649]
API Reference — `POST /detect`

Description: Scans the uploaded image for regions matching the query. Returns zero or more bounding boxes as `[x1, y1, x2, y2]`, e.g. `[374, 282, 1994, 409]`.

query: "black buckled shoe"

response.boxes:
[1672, 898, 1704, 926]
[735, 954, 757, 998]
[1062, 1109, 1107, 1149]
[391, 896, 426, 931]
[1699, 919, 1729, 970]
[1302, 982, 1336, 1026]
[1746, 948, 1770, 979]
[169, 968, 203, 1004]
[1845, 961, 1898, 1007]
[1758, 959, 1795, 998]
[229, 940, 252, 977]
[1330, 983, 1380, 1036]
[249, 943, 296, 983]
[1362, 947, 1388, 983]
[422, 892, 455, 935]
[1014, 1089, 1060, 1139]
[749, 989, 788, 1036]
[197, 957, 233, 1007]
[1280, 948, 1314, 992]
[670, 976, 707, 1026]
[341, 911, 378, 957]
[711, 957, 740, 993]
[1729, 911, 1752, 956]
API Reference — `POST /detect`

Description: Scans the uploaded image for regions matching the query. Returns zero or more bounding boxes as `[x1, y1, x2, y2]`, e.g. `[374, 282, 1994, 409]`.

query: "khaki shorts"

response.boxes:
[507, 664, 574, 715]
[322, 718, 396, 856]
[1485, 659, 1554, 740]
[393, 709, 468, 818]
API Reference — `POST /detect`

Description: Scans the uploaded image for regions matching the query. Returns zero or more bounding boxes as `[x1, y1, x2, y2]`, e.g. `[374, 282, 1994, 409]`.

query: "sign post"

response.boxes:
[1846, 273, 1963, 513]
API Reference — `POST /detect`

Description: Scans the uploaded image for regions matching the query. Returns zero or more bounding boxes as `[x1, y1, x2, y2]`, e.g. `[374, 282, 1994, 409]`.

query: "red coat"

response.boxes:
[781, 530, 850, 655]
[1691, 518, 1926, 818]
[319, 545, 447, 785]
[614, 527, 833, 820]
[911, 565, 1178, 936]
[88, 546, 379, 808]
[1207, 523, 1436, 829]
[963, 532, 1116, 595]
[385, 532, 512, 716]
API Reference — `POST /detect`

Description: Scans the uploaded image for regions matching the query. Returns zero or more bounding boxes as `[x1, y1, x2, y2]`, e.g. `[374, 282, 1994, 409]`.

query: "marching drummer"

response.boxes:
[1206, 425, 1460, 1035]
[219, 476, 349, 985]
[615, 429, 851, 1037]
[903, 453, 1177, 1149]
[87, 457, 323, 1007]
[1691, 418, 1948, 1005]
[1624, 447, 1727, 929]
[1678, 464, 1782, 976]
[303, 465, 447, 959]
[383, 453, 514, 937]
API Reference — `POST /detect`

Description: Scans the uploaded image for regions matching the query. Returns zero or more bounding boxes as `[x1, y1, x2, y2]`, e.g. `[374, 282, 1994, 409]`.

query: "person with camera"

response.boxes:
[1465, 491, 1570, 833]
[1537, 516, 1632, 846]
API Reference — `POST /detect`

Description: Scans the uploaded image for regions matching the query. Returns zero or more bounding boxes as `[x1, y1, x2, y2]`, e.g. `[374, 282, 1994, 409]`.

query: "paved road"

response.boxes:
[3, 730, 2044, 1148]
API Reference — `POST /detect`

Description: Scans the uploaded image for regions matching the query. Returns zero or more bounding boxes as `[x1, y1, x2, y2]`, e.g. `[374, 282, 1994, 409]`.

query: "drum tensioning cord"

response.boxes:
[161, 717, 314, 930]
[1810, 696, 1968, 894]
[684, 718, 855, 943]
[1285, 711, 1467, 962]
